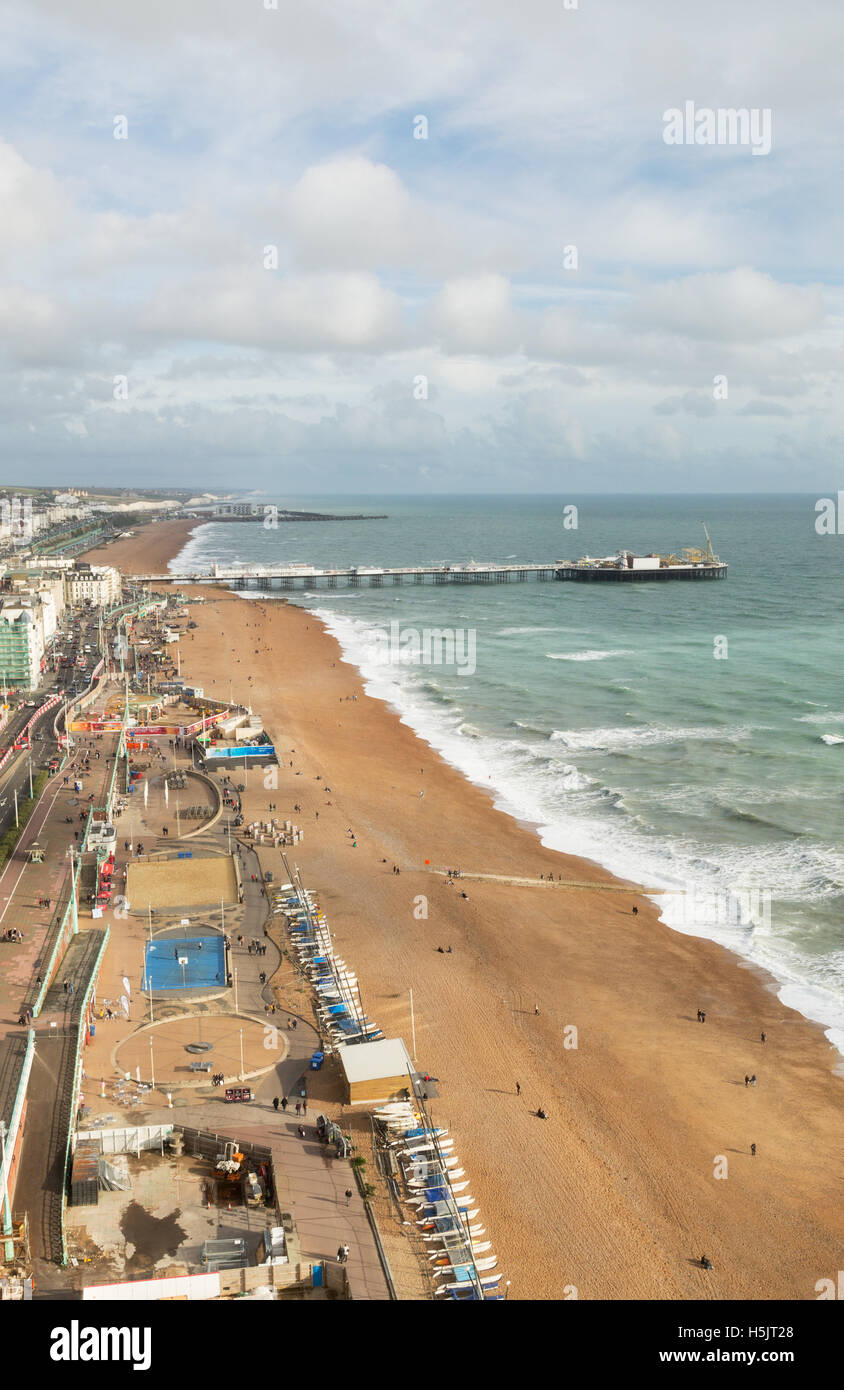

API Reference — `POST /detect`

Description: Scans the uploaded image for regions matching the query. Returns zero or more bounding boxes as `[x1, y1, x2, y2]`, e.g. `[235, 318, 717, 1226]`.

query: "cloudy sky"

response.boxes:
[1, 0, 841, 493]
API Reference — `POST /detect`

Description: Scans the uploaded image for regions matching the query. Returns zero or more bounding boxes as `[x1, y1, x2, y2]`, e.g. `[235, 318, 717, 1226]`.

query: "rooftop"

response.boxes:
[337, 1037, 413, 1084]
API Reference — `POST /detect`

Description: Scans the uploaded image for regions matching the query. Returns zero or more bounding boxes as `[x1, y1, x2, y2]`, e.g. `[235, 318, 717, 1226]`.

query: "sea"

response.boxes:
[171, 494, 844, 1057]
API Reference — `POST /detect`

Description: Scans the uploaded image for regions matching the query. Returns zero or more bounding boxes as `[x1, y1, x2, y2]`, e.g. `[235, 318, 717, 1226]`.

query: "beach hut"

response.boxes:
[337, 1037, 415, 1107]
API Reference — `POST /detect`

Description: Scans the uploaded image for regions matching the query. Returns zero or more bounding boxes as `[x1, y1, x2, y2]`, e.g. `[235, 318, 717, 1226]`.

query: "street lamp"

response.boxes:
[239, 1027, 245, 1081]
[149, 1035, 155, 1090]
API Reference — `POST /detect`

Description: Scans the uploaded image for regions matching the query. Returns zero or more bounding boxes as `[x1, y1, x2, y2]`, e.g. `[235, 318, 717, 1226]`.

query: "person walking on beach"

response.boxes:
[516, 1081, 521, 1096]
[344, 1188, 353, 1206]
[744, 1075, 749, 1087]
[295, 1100, 301, 1117]
[760, 1032, 766, 1043]
[281, 1096, 288, 1112]
[750, 1142, 757, 1156]
[273, 1096, 279, 1111]
[750, 1074, 756, 1086]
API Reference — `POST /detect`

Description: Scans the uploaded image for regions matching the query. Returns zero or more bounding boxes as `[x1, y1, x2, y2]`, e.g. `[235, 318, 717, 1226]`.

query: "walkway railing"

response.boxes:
[1, 1028, 34, 1262]
[58, 926, 110, 1265]
[30, 854, 81, 1018]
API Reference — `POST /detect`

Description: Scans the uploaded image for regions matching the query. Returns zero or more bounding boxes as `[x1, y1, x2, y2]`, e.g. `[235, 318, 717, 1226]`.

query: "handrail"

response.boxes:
[59, 926, 110, 1266]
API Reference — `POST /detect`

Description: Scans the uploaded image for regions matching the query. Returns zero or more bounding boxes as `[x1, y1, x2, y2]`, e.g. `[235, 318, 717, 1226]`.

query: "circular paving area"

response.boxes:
[116, 1014, 284, 1088]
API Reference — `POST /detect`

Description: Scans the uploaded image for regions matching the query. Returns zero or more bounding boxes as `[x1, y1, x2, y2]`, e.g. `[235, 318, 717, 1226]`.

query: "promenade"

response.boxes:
[0, 703, 393, 1298]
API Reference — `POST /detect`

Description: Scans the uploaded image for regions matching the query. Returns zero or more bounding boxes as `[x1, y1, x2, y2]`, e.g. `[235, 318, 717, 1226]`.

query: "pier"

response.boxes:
[130, 563, 563, 591]
[129, 558, 726, 590]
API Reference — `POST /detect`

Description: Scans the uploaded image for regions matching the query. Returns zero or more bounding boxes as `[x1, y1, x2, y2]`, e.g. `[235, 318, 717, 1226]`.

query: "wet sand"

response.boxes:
[84, 524, 844, 1300]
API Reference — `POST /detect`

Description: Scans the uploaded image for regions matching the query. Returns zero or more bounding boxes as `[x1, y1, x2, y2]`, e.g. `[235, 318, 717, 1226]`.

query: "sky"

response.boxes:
[0, 0, 841, 493]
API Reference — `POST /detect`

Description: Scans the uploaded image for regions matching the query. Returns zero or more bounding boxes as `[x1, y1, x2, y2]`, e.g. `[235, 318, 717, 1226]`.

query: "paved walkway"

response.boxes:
[137, 1026, 391, 1300]
[0, 694, 392, 1299]
[0, 735, 118, 1275]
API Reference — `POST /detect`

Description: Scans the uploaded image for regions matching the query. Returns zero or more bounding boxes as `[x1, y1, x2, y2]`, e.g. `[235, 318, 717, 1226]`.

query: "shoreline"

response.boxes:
[152, 521, 843, 1057]
[83, 521, 844, 1300]
[298, 601, 844, 1060]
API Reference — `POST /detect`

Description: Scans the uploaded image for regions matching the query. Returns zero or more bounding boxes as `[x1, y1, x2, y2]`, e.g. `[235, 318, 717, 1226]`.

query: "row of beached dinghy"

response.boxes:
[275, 887, 385, 1048]
[277, 879, 504, 1299]
[373, 1101, 504, 1299]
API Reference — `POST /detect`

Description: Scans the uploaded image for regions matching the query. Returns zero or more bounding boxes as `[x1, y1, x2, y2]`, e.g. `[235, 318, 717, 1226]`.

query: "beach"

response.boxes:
[85, 523, 844, 1300]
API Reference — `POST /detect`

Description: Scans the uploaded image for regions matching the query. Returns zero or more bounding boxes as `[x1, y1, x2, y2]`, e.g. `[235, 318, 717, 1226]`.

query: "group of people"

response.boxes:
[2, 928, 23, 942]
[270, 1095, 308, 1116]
[210, 1072, 226, 1087]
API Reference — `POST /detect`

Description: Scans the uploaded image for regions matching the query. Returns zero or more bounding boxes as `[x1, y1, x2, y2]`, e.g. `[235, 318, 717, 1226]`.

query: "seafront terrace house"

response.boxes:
[63, 561, 122, 608]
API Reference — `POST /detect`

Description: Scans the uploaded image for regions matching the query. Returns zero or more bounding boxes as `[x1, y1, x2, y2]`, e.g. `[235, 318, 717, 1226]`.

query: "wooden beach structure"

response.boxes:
[337, 1038, 415, 1106]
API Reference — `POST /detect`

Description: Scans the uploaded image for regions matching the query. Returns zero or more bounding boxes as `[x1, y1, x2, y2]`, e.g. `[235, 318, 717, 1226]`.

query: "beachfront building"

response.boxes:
[337, 1038, 415, 1106]
[0, 600, 46, 689]
[3, 569, 66, 642]
[63, 562, 121, 608]
[211, 502, 261, 518]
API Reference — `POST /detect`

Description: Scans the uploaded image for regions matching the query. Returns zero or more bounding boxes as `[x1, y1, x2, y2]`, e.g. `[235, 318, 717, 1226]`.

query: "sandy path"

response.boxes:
[83, 525, 844, 1301]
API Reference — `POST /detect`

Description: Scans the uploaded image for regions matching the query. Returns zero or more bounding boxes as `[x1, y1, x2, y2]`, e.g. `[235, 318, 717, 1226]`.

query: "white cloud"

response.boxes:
[139, 270, 405, 351]
[627, 268, 825, 342]
[1, 1, 843, 488]
[426, 274, 517, 353]
[0, 140, 71, 264]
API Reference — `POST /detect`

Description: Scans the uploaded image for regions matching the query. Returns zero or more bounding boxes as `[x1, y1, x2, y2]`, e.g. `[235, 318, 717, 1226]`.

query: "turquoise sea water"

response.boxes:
[172, 495, 844, 1053]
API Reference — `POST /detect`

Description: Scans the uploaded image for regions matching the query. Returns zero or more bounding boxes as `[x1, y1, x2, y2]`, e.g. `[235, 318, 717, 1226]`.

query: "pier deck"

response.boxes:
[128, 561, 726, 590]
